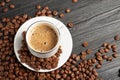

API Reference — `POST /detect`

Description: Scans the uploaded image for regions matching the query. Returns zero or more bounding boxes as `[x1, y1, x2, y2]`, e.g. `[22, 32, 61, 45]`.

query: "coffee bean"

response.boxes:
[9, 4, 15, 9]
[82, 41, 88, 47]
[98, 61, 103, 65]
[81, 55, 86, 60]
[99, 48, 104, 53]
[107, 56, 113, 61]
[112, 53, 118, 58]
[114, 35, 120, 41]
[3, 7, 8, 12]
[75, 56, 80, 61]
[65, 8, 71, 13]
[86, 49, 92, 54]
[112, 48, 117, 52]
[59, 13, 64, 18]
[71, 53, 77, 59]
[95, 52, 101, 56]
[0, 1, 5, 7]
[52, 10, 58, 16]
[91, 58, 97, 64]
[95, 64, 102, 69]
[104, 48, 109, 53]
[96, 56, 103, 61]
[5, 0, 11, 3]
[102, 55, 108, 59]
[81, 51, 86, 55]
[111, 44, 117, 49]
[106, 44, 111, 49]
[36, 5, 41, 9]
[72, 0, 78, 3]
[102, 43, 108, 47]
[67, 22, 73, 28]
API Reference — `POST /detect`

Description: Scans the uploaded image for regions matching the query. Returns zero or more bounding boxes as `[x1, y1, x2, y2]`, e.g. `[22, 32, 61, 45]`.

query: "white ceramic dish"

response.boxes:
[14, 16, 73, 72]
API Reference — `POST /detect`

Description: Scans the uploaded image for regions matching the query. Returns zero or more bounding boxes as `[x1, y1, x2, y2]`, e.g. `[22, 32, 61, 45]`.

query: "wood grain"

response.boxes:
[0, 0, 120, 80]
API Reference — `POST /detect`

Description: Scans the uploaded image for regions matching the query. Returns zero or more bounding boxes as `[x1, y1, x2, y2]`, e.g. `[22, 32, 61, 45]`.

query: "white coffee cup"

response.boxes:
[26, 19, 60, 58]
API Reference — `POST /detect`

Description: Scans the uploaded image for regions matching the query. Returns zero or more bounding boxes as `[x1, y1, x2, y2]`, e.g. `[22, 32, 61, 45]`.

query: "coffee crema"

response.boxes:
[28, 23, 58, 52]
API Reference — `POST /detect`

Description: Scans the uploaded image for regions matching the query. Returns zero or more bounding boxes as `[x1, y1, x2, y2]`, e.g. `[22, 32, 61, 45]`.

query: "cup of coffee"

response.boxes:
[26, 20, 60, 58]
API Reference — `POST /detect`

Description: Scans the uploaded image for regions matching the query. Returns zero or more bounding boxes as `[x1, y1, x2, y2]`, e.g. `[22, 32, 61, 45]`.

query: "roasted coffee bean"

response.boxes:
[71, 53, 77, 59]
[59, 13, 64, 18]
[96, 56, 103, 61]
[5, 0, 11, 3]
[114, 35, 120, 41]
[102, 55, 108, 59]
[99, 48, 104, 53]
[82, 41, 88, 47]
[75, 55, 80, 61]
[106, 44, 111, 49]
[112, 53, 118, 58]
[81, 51, 86, 55]
[3, 7, 8, 12]
[67, 22, 73, 28]
[72, 0, 78, 3]
[81, 55, 86, 60]
[95, 52, 101, 56]
[86, 49, 92, 54]
[9, 4, 15, 9]
[0, 1, 5, 7]
[65, 8, 71, 13]
[102, 42, 108, 47]
[95, 64, 102, 69]
[36, 5, 41, 9]
[98, 61, 103, 65]
[104, 48, 109, 53]
[91, 58, 97, 64]
[52, 10, 58, 16]
[107, 56, 113, 61]
[111, 44, 117, 49]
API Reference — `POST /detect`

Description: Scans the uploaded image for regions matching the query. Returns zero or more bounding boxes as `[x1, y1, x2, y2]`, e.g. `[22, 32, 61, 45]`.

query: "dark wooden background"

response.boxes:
[0, 0, 120, 80]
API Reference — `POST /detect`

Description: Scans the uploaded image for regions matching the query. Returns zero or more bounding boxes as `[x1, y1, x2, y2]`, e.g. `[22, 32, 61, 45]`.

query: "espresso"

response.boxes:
[28, 23, 58, 52]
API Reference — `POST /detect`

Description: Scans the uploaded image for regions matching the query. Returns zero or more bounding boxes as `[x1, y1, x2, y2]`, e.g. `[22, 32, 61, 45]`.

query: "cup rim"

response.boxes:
[26, 21, 60, 54]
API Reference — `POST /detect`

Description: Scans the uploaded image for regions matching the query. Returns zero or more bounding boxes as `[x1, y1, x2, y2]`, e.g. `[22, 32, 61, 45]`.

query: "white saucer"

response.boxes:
[14, 16, 73, 72]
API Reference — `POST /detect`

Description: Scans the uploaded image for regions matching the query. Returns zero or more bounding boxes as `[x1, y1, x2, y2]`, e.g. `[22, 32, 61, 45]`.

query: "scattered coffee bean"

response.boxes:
[91, 58, 97, 64]
[96, 56, 103, 61]
[95, 64, 102, 69]
[104, 48, 109, 53]
[114, 35, 120, 41]
[86, 49, 92, 54]
[103, 42, 108, 47]
[75, 56, 80, 61]
[59, 13, 64, 18]
[36, 5, 41, 10]
[107, 56, 113, 61]
[112, 53, 118, 58]
[52, 10, 58, 16]
[67, 22, 73, 28]
[106, 44, 111, 50]
[82, 41, 88, 47]
[98, 48, 104, 54]
[65, 8, 71, 13]
[111, 44, 117, 49]
[9, 4, 15, 9]
[72, 0, 78, 3]
[3, 7, 8, 12]
[102, 55, 108, 59]
[95, 52, 101, 56]
[5, 0, 11, 3]
[0, 1, 5, 7]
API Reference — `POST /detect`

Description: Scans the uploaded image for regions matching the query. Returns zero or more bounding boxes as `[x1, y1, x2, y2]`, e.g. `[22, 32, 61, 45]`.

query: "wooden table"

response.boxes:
[0, 0, 120, 80]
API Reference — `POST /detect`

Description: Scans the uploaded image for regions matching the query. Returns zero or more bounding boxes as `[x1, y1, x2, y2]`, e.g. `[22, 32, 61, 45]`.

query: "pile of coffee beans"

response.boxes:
[18, 31, 62, 70]
[0, 0, 15, 13]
